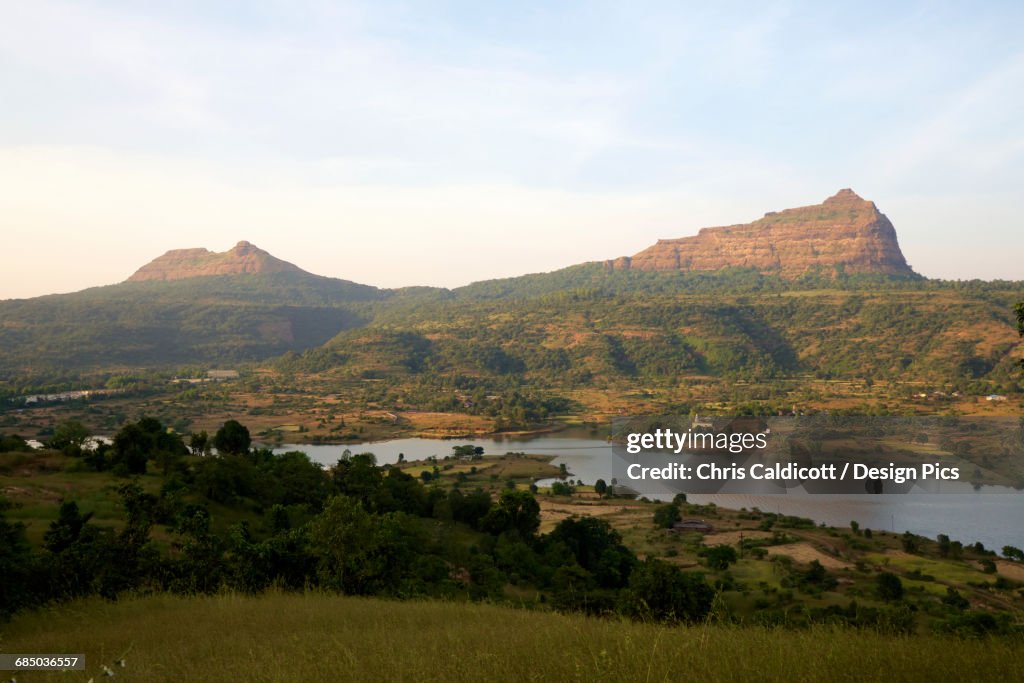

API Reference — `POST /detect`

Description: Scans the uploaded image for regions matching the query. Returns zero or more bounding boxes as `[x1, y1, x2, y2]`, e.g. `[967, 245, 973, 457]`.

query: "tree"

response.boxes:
[309, 495, 384, 594]
[545, 516, 636, 589]
[550, 481, 574, 496]
[942, 587, 969, 611]
[110, 417, 187, 476]
[901, 531, 920, 554]
[377, 467, 428, 516]
[594, 479, 608, 498]
[1002, 545, 1024, 561]
[265, 451, 332, 509]
[620, 559, 714, 624]
[0, 498, 35, 618]
[194, 455, 257, 504]
[0, 434, 32, 453]
[331, 453, 383, 510]
[44, 501, 94, 554]
[1018, 300, 1024, 371]
[213, 420, 251, 456]
[111, 424, 151, 475]
[700, 544, 738, 570]
[189, 431, 210, 456]
[652, 504, 681, 529]
[448, 488, 492, 528]
[876, 571, 903, 601]
[481, 490, 540, 537]
[49, 421, 89, 454]
[801, 559, 836, 589]
[309, 495, 414, 595]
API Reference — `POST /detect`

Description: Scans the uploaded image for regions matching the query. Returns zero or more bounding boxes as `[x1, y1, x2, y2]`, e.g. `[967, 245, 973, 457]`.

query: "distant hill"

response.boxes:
[0, 263, 386, 379]
[0, 194, 1020, 390]
[607, 189, 916, 278]
[281, 280, 1021, 396]
[127, 240, 306, 282]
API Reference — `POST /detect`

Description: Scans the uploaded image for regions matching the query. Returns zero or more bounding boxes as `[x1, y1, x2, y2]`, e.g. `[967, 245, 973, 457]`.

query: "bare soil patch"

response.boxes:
[995, 560, 1024, 582]
[767, 542, 851, 569]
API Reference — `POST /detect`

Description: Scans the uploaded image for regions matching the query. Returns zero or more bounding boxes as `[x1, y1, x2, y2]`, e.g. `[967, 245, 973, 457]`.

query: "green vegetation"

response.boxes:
[0, 236, 1020, 681]
[289, 280, 1023, 394]
[0, 419, 721, 628]
[2, 268, 1021, 403]
[0, 271, 382, 381]
[2, 418, 1022, 639]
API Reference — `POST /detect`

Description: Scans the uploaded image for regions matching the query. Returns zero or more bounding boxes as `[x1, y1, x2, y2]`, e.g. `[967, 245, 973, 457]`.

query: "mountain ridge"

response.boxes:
[607, 189, 914, 278]
[127, 240, 306, 282]
[2, 191, 1019, 382]
[119, 189, 914, 290]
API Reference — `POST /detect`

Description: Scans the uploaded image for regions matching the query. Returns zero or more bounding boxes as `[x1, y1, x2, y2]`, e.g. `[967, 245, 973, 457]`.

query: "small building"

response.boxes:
[207, 369, 239, 381]
[670, 519, 713, 533]
[692, 415, 715, 429]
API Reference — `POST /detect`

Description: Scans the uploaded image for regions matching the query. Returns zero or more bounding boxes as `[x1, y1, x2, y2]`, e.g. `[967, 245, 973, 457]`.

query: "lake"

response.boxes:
[274, 430, 1024, 551]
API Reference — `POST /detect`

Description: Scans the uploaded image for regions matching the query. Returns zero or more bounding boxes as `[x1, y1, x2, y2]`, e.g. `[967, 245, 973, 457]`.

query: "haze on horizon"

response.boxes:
[2, 1, 1022, 300]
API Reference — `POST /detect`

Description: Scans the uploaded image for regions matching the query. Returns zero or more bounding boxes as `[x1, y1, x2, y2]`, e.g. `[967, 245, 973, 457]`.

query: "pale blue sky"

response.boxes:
[1, 1, 1022, 298]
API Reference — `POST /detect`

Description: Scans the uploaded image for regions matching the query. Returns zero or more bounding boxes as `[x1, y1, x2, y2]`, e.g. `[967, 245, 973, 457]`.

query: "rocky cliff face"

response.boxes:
[127, 241, 305, 282]
[608, 189, 914, 277]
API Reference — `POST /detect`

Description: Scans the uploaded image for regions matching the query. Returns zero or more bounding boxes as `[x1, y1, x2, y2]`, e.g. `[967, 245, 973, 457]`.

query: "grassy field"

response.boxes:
[1, 592, 1022, 683]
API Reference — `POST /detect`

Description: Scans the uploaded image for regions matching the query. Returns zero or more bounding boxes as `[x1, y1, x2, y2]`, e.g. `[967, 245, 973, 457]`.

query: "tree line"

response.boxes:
[0, 418, 714, 625]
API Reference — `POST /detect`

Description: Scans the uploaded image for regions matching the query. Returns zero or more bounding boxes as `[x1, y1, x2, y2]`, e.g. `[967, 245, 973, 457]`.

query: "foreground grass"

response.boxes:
[2, 594, 1021, 682]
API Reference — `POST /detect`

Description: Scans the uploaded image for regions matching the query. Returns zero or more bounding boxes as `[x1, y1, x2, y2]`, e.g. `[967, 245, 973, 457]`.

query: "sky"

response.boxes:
[1, 0, 1022, 299]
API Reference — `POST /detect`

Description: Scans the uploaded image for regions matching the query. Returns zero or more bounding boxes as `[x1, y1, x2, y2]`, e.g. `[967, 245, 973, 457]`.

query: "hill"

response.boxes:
[127, 240, 306, 281]
[0, 193, 1020, 395]
[282, 280, 1023, 398]
[607, 189, 916, 278]
[0, 268, 385, 380]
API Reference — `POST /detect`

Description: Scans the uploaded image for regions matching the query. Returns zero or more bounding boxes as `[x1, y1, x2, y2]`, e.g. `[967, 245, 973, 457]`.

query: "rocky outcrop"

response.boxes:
[609, 189, 914, 277]
[127, 241, 304, 282]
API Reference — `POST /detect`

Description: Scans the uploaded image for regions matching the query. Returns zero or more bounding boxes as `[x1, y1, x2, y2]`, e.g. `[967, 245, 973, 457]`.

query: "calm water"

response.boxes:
[274, 431, 1024, 550]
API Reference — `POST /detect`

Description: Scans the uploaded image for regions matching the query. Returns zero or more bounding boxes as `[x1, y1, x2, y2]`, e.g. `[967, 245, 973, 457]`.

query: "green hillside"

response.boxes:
[0, 272, 385, 379]
[283, 276, 1024, 393]
[1, 262, 1021, 399]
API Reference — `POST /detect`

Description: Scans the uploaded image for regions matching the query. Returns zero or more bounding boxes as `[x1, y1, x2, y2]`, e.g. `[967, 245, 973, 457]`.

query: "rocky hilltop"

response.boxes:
[127, 241, 305, 282]
[608, 189, 914, 277]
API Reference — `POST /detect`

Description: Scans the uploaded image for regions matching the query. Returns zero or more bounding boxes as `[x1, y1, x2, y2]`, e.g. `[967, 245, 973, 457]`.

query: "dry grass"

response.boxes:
[538, 499, 645, 533]
[995, 560, 1024, 582]
[766, 542, 852, 569]
[1, 592, 1020, 682]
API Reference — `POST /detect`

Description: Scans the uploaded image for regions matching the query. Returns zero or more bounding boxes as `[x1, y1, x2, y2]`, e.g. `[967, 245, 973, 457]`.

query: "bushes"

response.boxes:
[700, 545, 738, 570]
[876, 571, 904, 601]
[620, 559, 715, 624]
[0, 498, 35, 619]
[653, 504, 681, 529]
